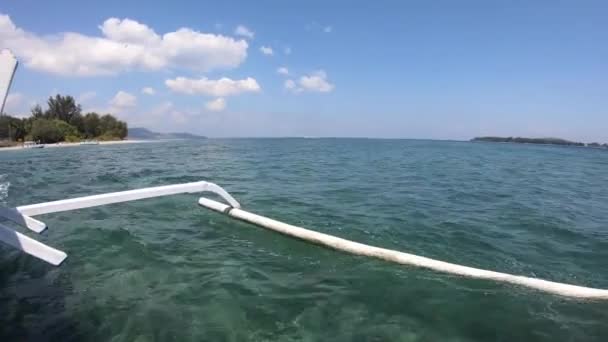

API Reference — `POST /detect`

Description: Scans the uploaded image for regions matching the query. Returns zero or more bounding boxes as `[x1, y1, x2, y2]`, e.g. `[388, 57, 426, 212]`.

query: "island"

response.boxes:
[471, 136, 607, 148]
[1, 94, 127, 145]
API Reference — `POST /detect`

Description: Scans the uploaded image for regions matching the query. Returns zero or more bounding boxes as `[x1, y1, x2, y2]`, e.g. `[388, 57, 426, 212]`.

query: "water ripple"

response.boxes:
[1, 139, 608, 341]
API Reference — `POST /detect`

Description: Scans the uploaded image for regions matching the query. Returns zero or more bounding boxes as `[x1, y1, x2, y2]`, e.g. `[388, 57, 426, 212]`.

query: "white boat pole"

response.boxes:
[198, 197, 608, 300]
[0, 49, 18, 116]
[0, 181, 239, 266]
[0, 222, 67, 265]
[18, 181, 240, 217]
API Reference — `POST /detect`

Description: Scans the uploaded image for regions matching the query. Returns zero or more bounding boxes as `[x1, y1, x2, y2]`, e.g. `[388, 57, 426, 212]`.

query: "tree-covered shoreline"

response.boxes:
[471, 136, 608, 148]
[0, 94, 127, 144]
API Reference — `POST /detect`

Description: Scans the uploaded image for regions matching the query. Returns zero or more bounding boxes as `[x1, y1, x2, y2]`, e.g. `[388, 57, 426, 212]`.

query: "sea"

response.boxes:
[1, 139, 607, 341]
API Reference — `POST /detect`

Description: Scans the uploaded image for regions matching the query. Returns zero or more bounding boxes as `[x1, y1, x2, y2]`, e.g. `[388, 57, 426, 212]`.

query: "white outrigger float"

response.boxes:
[1, 49, 607, 300]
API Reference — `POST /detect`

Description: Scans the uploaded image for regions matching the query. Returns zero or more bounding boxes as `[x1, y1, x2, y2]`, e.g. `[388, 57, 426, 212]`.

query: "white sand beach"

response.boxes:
[0, 139, 154, 152]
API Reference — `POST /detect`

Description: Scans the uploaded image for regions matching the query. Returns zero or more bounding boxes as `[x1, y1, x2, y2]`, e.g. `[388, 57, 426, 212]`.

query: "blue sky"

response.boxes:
[1, 0, 607, 141]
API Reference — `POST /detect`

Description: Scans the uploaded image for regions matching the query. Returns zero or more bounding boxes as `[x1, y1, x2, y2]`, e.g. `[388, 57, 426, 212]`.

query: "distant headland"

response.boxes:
[127, 127, 207, 140]
[471, 136, 608, 148]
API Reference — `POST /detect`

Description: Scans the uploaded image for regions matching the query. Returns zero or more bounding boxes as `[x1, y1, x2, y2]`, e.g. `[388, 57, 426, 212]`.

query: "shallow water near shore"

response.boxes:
[1, 139, 608, 341]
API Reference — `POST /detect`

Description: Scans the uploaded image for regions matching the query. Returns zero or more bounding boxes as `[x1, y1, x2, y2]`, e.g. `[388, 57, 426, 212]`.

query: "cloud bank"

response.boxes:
[0, 14, 248, 76]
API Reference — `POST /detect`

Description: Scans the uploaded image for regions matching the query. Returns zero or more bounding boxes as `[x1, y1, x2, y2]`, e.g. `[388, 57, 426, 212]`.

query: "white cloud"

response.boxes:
[113, 100, 186, 129]
[299, 70, 334, 92]
[277, 67, 289, 76]
[284, 46, 291, 55]
[0, 14, 248, 76]
[259, 46, 273, 56]
[100, 17, 160, 45]
[285, 70, 334, 93]
[284, 79, 298, 91]
[149, 101, 173, 116]
[306, 22, 333, 33]
[205, 97, 226, 112]
[171, 110, 188, 124]
[141, 87, 156, 95]
[165, 76, 261, 97]
[77, 91, 96, 103]
[110, 90, 137, 108]
[234, 25, 254, 39]
[3, 92, 35, 117]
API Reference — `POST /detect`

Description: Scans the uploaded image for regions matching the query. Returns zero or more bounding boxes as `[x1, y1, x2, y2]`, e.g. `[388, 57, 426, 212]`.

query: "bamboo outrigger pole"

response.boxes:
[198, 197, 608, 300]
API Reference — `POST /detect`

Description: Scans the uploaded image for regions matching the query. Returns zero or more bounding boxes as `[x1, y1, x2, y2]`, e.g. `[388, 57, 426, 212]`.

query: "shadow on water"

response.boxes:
[0, 245, 83, 341]
[0, 203, 78, 340]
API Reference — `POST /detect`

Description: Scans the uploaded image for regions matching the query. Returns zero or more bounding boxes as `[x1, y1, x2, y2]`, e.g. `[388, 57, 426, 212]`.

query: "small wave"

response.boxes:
[0, 175, 9, 204]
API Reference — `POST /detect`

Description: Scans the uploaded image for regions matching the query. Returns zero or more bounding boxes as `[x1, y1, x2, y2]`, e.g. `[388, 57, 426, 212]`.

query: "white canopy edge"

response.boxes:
[198, 197, 608, 300]
[0, 222, 67, 265]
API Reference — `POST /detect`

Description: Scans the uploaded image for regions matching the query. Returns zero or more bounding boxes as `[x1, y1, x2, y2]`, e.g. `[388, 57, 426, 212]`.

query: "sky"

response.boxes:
[1, 0, 607, 141]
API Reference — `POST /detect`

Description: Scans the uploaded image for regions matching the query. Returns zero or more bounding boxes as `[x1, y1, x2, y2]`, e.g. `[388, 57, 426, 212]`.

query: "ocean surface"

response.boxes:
[1, 139, 608, 341]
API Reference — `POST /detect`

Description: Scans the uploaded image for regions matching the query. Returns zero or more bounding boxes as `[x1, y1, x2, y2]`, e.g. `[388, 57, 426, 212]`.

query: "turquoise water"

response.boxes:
[1, 139, 608, 341]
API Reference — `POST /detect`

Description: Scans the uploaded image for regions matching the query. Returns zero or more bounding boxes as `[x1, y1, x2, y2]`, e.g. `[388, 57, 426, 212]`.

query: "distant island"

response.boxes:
[127, 127, 207, 140]
[472, 136, 608, 148]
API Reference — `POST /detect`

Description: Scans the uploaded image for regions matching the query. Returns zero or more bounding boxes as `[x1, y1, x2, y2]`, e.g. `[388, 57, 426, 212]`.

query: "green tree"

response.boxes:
[54, 119, 80, 139]
[98, 114, 128, 139]
[30, 104, 45, 118]
[82, 112, 101, 138]
[6, 94, 128, 143]
[30, 119, 63, 143]
[46, 94, 82, 123]
[70, 113, 85, 134]
[0, 116, 12, 139]
[29, 119, 80, 143]
[0, 115, 28, 141]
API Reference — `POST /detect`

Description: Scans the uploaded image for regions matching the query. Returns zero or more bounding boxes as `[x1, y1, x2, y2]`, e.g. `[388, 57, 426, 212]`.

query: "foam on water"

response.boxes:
[0, 174, 9, 205]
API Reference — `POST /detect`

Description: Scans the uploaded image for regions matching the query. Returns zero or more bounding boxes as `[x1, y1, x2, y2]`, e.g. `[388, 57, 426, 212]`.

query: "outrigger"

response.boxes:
[0, 181, 240, 266]
[2, 49, 608, 300]
[2, 181, 608, 300]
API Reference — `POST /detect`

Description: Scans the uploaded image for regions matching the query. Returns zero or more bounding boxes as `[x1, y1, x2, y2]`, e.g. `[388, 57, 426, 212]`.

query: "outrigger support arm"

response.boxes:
[0, 207, 47, 233]
[16, 181, 240, 217]
[0, 181, 239, 266]
[0, 222, 67, 265]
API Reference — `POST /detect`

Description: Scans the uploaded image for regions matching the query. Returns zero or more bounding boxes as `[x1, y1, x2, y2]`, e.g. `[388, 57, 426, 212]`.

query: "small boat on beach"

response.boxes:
[22, 141, 44, 148]
[80, 140, 99, 145]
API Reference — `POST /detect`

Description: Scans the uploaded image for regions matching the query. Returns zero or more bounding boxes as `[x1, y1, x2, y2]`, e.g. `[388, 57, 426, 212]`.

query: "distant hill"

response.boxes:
[128, 127, 207, 140]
